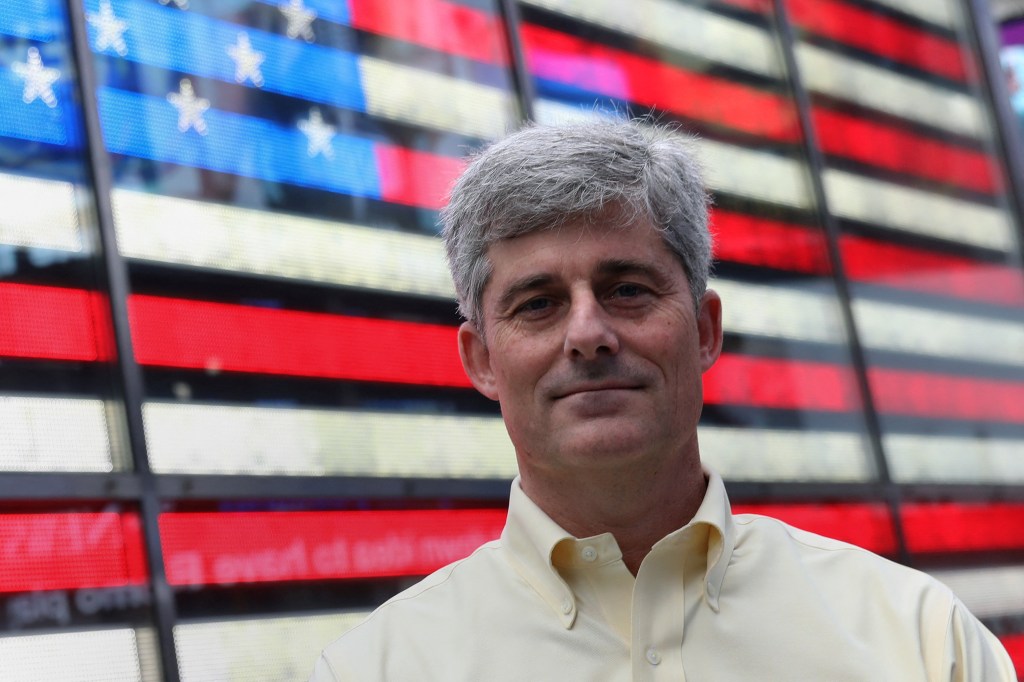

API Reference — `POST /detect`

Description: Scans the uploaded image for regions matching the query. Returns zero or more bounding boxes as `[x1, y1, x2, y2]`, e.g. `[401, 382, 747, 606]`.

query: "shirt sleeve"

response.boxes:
[945, 596, 1016, 682]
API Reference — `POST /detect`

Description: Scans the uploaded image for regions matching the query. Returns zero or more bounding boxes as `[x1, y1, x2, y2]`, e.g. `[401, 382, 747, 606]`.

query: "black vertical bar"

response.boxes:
[769, 0, 911, 566]
[62, 1, 181, 680]
[964, 0, 1024, 263]
[496, 0, 536, 123]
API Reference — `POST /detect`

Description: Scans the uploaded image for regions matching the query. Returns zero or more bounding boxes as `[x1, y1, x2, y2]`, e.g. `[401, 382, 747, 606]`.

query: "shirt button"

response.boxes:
[581, 546, 598, 562]
[561, 599, 572, 614]
[645, 647, 661, 665]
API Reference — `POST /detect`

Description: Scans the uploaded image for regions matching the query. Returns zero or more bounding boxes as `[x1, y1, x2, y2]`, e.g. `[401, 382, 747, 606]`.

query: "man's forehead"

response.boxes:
[482, 225, 682, 303]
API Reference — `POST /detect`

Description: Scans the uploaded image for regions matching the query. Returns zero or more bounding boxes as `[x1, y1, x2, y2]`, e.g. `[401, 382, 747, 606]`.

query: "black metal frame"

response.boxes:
[497, 0, 537, 123]
[769, 0, 913, 566]
[965, 0, 1024, 266]
[62, 0, 181, 678]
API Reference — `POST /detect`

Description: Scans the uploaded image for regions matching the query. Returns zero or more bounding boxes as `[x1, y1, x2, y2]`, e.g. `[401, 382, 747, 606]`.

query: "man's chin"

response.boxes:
[550, 423, 655, 464]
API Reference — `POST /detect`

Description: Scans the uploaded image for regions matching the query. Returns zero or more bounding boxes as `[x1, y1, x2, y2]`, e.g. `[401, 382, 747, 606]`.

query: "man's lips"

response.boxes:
[551, 383, 643, 400]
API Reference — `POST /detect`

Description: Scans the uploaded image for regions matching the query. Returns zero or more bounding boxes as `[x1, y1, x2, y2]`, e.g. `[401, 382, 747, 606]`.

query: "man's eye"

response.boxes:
[517, 298, 552, 314]
[612, 283, 645, 298]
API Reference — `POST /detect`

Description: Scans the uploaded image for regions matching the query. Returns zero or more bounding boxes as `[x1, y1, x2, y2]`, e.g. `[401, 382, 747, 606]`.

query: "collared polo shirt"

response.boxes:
[311, 469, 1014, 680]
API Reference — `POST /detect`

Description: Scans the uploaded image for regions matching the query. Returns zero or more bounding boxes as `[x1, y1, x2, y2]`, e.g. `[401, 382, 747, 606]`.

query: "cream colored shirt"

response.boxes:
[311, 469, 1014, 680]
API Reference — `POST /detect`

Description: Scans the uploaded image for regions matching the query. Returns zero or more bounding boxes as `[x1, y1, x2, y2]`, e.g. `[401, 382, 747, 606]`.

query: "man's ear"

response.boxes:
[697, 289, 724, 373]
[458, 321, 500, 400]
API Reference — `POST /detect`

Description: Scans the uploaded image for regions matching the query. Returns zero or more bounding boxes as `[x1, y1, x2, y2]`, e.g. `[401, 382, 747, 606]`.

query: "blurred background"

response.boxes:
[0, 0, 1023, 679]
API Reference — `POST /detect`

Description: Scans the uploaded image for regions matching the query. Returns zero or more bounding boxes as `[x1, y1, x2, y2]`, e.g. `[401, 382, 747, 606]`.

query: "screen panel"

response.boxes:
[0, 627, 159, 682]
[0, 1, 126, 474]
[159, 509, 506, 586]
[0, 504, 158, 680]
[789, 0, 1024, 488]
[78, 0, 522, 673]
[1000, 18, 1024, 140]
[790, 2, 1024, 665]
[81, 0, 520, 487]
[2, 1, 1024, 679]
[174, 611, 368, 682]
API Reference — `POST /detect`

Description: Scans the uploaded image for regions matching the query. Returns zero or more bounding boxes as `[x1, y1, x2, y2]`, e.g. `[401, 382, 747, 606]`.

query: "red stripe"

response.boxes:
[0, 512, 147, 593]
[0, 283, 113, 362]
[869, 368, 1024, 423]
[520, 23, 801, 141]
[718, 0, 773, 12]
[9, 285, 1024, 430]
[712, 214, 1024, 307]
[160, 509, 506, 585]
[350, 0, 508, 65]
[705, 354, 861, 411]
[128, 295, 472, 387]
[733, 502, 897, 554]
[786, 0, 968, 82]
[712, 209, 831, 274]
[375, 144, 465, 210]
[1000, 633, 1024, 679]
[839, 236, 1024, 307]
[901, 502, 1024, 554]
[812, 108, 999, 194]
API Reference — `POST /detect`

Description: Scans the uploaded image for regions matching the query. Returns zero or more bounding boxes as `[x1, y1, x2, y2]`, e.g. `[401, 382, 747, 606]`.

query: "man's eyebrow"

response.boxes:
[495, 273, 555, 312]
[597, 259, 674, 283]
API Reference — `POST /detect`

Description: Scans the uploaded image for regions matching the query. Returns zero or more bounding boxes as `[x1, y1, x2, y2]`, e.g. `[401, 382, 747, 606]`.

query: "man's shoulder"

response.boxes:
[380, 538, 506, 607]
[342, 538, 505, 632]
[313, 538, 527, 678]
[713, 513, 1015, 680]
[732, 511, 954, 599]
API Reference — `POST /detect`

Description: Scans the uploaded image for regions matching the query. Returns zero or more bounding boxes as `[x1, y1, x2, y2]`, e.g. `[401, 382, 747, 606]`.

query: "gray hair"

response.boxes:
[441, 119, 712, 326]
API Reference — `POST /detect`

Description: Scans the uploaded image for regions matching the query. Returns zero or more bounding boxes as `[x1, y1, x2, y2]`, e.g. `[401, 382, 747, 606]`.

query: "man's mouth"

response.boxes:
[553, 383, 642, 400]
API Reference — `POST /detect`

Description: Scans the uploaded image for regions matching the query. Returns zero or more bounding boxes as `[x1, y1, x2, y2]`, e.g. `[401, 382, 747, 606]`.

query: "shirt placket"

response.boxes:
[629, 543, 690, 681]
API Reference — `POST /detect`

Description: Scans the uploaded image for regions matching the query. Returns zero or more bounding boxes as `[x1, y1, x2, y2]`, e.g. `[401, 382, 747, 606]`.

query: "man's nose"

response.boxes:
[563, 293, 620, 360]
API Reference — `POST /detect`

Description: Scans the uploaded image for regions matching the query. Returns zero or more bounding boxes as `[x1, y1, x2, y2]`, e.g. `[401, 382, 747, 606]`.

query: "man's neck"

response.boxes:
[519, 454, 707, 576]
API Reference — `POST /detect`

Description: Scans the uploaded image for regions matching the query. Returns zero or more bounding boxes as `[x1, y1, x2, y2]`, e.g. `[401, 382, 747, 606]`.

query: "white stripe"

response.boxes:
[699, 139, 813, 208]
[0, 173, 89, 253]
[796, 43, 986, 138]
[824, 169, 1014, 251]
[930, 566, 1024, 619]
[113, 190, 455, 298]
[885, 433, 1024, 484]
[358, 56, 517, 140]
[0, 396, 114, 472]
[0, 628, 146, 681]
[534, 100, 813, 207]
[712, 278, 846, 344]
[854, 298, 1024, 366]
[868, 0, 960, 29]
[520, 0, 782, 77]
[112, 144, 813, 297]
[701, 426, 874, 482]
[533, 98, 619, 125]
[176, 612, 369, 682]
[143, 402, 517, 478]
[144, 403, 874, 483]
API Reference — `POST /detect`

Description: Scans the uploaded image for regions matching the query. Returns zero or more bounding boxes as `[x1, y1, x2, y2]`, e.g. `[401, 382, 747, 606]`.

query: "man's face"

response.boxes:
[458, 214, 722, 485]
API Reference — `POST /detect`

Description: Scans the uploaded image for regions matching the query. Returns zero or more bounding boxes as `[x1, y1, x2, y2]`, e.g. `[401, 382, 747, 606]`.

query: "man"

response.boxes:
[311, 121, 1014, 680]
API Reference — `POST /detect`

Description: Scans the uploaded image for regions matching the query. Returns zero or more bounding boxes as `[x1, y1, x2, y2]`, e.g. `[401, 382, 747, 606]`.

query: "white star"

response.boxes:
[279, 0, 316, 42]
[12, 47, 61, 108]
[87, 0, 129, 56]
[227, 32, 265, 87]
[167, 78, 210, 135]
[297, 107, 335, 159]
[158, 0, 188, 9]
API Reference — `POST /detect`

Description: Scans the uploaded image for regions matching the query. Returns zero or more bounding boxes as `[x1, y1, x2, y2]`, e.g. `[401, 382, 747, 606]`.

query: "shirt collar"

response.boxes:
[500, 467, 736, 627]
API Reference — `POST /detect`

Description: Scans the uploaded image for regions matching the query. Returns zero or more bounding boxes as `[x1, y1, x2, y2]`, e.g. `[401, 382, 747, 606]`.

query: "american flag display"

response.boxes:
[0, 0, 1023, 679]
